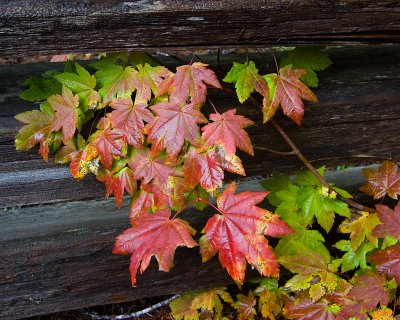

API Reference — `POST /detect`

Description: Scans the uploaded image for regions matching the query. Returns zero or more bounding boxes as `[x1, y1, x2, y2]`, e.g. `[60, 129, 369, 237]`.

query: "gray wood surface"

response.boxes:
[1, 45, 399, 208]
[0, 1, 399, 58]
[0, 169, 374, 319]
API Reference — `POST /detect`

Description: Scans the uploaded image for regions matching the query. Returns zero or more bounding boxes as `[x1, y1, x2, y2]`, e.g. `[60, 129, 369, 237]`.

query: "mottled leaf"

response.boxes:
[339, 211, 380, 250]
[263, 65, 318, 124]
[48, 86, 80, 143]
[360, 161, 400, 200]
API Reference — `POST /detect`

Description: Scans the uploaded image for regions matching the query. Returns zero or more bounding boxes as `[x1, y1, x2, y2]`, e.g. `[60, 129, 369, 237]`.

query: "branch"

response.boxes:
[220, 85, 375, 213]
[82, 294, 180, 320]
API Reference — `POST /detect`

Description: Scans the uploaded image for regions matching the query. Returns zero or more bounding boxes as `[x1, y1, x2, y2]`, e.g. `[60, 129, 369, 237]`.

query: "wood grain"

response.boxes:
[1, 45, 400, 208]
[0, 169, 373, 319]
[0, 1, 399, 58]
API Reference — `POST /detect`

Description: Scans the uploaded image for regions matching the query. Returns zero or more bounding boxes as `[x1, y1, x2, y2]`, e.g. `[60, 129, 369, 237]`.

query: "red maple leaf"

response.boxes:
[113, 208, 197, 286]
[215, 144, 245, 176]
[145, 101, 208, 159]
[263, 65, 318, 125]
[97, 167, 137, 208]
[283, 295, 338, 320]
[89, 118, 126, 170]
[201, 109, 254, 156]
[373, 203, 400, 240]
[200, 182, 292, 285]
[127, 147, 179, 185]
[369, 245, 400, 285]
[360, 161, 400, 200]
[129, 182, 170, 223]
[48, 86, 80, 143]
[347, 271, 390, 310]
[157, 62, 221, 106]
[108, 97, 153, 147]
[182, 147, 224, 192]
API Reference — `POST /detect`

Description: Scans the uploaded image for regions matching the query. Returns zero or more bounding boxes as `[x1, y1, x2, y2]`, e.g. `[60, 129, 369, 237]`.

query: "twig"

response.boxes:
[270, 118, 374, 213]
[82, 294, 180, 320]
[254, 146, 295, 156]
[219, 84, 375, 213]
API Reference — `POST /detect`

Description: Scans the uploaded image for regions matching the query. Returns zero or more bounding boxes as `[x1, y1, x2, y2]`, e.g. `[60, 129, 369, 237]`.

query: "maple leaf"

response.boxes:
[339, 211, 380, 250]
[333, 240, 375, 272]
[15, 103, 55, 161]
[94, 63, 140, 104]
[223, 61, 269, 103]
[360, 161, 400, 200]
[157, 62, 221, 106]
[263, 65, 318, 125]
[127, 147, 179, 185]
[200, 109, 254, 156]
[48, 86, 80, 143]
[369, 245, 400, 285]
[97, 167, 137, 208]
[113, 208, 197, 286]
[215, 144, 245, 176]
[257, 288, 282, 319]
[130, 182, 170, 223]
[283, 295, 340, 320]
[108, 97, 153, 147]
[89, 118, 126, 170]
[182, 147, 224, 192]
[20, 70, 62, 102]
[373, 203, 400, 240]
[170, 287, 233, 320]
[135, 63, 171, 104]
[199, 182, 292, 286]
[145, 101, 208, 159]
[69, 144, 98, 179]
[55, 62, 96, 93]
[233, 291, 257, 320]
[369, 307, 396, 320]
[347, 271, 390, 310]
[280, 248, 339, 301]
[280, 47, 333, 88]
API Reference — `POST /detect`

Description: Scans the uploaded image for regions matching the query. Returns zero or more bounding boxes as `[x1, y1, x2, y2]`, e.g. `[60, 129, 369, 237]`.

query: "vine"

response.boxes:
[15, 48, 400, 319]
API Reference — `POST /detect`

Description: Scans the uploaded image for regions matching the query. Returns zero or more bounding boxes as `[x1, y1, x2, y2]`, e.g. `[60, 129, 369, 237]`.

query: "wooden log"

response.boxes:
[0, 1, 400, 58]
[0, 169, 374, 319]
[1, 45, 400, 208]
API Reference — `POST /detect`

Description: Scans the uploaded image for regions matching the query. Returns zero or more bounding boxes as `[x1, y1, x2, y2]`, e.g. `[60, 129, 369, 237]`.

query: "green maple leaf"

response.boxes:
[20, 70, 62, 102]
[55, 63, 96, 93]
[55, 63, 100, 109]
[93, 60, 140, 104]
[333, 240, 375, 272]
[223, 61, 268, 103]
[280, 46, 332, 88]
[275, 229, 330, 262]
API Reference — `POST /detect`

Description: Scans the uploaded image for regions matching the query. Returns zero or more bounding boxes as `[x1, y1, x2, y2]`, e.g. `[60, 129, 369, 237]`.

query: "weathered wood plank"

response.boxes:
[0, 169, 374, 319]
[0, 1, 400, 58]
[1, 46, 399, 208]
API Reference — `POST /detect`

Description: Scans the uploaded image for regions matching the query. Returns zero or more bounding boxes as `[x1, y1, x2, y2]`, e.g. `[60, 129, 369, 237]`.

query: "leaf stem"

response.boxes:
[197, 198, 224, 214]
